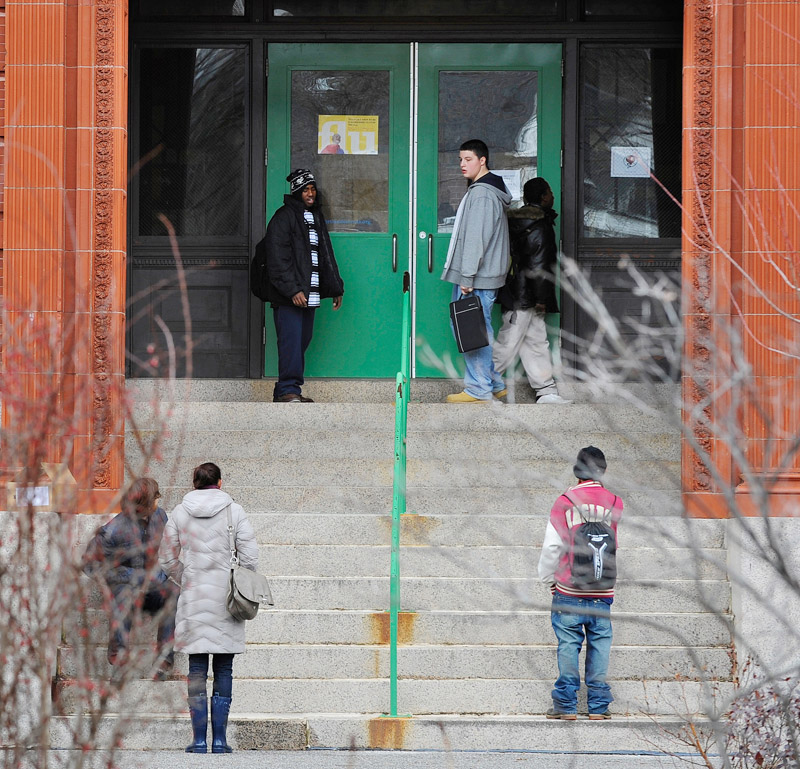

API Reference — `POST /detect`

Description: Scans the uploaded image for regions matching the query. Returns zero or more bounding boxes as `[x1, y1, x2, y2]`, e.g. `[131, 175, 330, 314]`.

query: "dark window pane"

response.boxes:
[583, 0, 682, 20]
[289, 71, 390, 233]
[274, 0, 557, 17]
[137, 0, 245, 16]
[581, 47, 681, 239]
[137, 48, 247, 238]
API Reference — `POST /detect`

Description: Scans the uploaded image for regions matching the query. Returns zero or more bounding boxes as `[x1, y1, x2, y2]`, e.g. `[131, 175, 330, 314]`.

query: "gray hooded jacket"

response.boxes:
[441, 172, 512, 289]
[159, 488, 258, 654]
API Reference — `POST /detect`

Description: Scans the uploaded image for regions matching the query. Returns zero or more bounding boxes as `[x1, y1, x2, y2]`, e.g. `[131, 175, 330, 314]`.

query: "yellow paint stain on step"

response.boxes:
[367, 717, 411, 749]
[380, 514, 441, 545]
[368, 611, 417, 645]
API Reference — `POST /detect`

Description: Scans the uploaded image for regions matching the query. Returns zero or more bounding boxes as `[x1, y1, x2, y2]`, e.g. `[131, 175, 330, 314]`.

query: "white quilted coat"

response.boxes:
[159, 488, 258, 654]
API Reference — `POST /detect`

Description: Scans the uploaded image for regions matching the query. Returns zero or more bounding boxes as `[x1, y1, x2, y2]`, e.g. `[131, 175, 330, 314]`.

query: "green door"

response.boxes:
[266, 44, 411, 377]
[414, 43, 563, 378]
[265, 43, 562, 379]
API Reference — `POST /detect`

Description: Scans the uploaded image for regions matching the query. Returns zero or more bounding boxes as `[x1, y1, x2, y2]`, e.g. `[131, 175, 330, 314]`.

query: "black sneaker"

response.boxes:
[546, 708, 577, 721]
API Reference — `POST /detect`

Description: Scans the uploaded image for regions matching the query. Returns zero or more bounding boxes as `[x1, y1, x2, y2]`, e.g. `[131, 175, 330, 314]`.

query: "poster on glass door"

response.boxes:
[318, 116, 379, 155]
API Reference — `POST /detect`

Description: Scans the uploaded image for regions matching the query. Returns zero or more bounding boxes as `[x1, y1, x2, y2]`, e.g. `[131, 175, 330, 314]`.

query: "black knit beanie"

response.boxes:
[573, 446, 607, 480]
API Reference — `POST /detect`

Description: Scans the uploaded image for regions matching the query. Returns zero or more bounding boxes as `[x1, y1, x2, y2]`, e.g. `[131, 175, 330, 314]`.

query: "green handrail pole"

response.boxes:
[390, 372, 404, 717]
[389, 273, 412, 718]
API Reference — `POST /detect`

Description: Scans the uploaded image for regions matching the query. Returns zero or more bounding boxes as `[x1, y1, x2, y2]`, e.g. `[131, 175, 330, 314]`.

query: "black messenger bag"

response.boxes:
[449, 294, 489, 353]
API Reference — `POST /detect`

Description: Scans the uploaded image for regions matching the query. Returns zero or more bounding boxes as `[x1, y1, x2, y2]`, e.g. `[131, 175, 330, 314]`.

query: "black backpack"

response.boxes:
[250, 238, 270, 301]
[567, 495, 618, 591]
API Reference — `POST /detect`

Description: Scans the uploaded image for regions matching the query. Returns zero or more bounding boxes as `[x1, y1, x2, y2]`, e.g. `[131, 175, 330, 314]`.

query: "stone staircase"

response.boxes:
[53, 379, 732, 751]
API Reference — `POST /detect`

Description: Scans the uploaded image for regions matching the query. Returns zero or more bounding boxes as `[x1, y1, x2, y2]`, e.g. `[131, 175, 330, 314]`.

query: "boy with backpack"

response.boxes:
[538, 446, 624, 720]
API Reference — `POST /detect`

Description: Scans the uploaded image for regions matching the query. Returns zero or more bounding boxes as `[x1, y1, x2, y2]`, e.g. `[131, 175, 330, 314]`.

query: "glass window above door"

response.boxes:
[437, 70, 539, 232]
[273, 0, 557, 16]
[137, 0, 245, 16]
[582, 0, 682, 21]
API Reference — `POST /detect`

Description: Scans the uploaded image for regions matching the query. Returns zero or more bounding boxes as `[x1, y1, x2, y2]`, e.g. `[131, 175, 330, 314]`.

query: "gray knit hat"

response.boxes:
[287, 168, 316, 193]
[573, 446, 607, 480]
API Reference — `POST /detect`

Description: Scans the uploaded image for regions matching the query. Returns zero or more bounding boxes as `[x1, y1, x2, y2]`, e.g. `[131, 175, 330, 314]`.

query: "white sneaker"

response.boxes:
[536, 393, 572, 404]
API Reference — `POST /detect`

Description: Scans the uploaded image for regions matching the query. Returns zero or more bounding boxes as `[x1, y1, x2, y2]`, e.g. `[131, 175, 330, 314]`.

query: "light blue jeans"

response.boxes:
[451, 285, 505, 400]
[550, 592, 614, 714]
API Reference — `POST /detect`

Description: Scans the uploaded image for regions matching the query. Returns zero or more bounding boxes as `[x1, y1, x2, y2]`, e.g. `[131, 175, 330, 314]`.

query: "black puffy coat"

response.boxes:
[258, 194, 344, 307]
[81, 507, 169, 594]
[497, 205, 559, 314]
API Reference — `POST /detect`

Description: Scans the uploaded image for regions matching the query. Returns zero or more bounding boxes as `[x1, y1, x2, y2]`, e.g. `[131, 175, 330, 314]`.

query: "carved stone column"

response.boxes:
[3, 0, 128, 512]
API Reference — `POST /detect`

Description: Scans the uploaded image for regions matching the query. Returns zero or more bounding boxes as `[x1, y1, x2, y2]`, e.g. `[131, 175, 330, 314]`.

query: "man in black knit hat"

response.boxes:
[254, 169, 344, 402]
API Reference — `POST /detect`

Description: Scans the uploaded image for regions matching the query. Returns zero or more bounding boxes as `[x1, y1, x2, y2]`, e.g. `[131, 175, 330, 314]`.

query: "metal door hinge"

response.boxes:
[561, 59, 565, 77]
[560, 150, 563, 168]
[262, 327, 266, 345]
[265, 58, 269, 78]
[264, 148, 268, 167]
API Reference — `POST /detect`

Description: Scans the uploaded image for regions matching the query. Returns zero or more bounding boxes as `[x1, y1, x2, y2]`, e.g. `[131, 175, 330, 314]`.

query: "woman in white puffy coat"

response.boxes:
[159, 462, 258, 755]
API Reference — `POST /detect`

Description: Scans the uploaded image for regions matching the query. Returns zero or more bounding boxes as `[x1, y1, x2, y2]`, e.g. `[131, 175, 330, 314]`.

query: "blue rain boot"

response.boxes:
[210, 695, 233, 754]
[185, 696, 208, 753]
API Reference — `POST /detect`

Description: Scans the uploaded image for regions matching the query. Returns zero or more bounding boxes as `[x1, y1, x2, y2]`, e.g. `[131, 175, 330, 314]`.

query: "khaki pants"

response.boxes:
[492, 308, 557, 395]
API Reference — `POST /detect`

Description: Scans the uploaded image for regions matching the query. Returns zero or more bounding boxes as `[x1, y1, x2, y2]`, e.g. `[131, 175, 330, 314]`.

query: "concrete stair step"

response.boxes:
[150, 486, 684, 516]
[127, 429, 679, 462]
[127, 379, 680, 406]
[247, 513, 725, 548]
[255, 544, 726, 580]
[58, 643, 732, 681]
[74, 609, 732, 648]
[74, 576, 728, 613]
[253, 577, 729, 613]
[124, 457, 681, 491]
[54, 677, 732, 716]
[48, 712, 702, 752]
[127, 401, 678, 434]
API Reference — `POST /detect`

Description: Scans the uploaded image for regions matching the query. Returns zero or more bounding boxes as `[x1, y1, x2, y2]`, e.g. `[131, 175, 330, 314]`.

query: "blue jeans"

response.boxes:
[273, 304, 315, 398]
[550, 593, 613, 714]
[188, 653, 235, 699]
[451, 285, 504, 400]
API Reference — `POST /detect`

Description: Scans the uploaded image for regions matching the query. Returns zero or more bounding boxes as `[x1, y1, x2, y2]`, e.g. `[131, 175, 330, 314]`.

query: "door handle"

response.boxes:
[392, 233, 398, 273]
[427, 233, 434, 273]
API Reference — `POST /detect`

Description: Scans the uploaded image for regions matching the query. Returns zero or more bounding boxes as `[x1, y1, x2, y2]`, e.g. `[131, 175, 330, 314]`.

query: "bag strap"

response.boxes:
[225, 504, 238, 567]
[564, 492, 616, 525]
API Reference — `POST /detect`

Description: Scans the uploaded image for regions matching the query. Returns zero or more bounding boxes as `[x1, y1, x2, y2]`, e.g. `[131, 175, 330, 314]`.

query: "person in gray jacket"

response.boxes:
[159, 462, 258, 755]
[441, 139, 511, 403]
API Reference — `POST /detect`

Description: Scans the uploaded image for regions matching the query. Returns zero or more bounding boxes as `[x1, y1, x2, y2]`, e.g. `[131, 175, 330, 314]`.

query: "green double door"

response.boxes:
[266, 43, 562, 378]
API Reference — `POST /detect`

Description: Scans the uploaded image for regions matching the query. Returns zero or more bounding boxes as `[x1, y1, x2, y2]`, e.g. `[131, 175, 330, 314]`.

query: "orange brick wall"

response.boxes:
[2, 0, 128, 512]
[0, 0, 5, 312]
[682, 0, 800, 517]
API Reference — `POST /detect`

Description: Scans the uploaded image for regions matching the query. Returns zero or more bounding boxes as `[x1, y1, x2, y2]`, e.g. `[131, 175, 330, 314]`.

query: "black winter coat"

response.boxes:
[259, 195, 345, 307]
[82, 507, 169, 594]
[497, 205, 559, 314]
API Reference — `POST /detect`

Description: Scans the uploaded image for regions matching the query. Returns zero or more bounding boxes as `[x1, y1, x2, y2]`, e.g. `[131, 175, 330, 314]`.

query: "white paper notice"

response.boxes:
[16, 486, 50, 507]
[493, 170, 522, 201]
[610, 147, 652, 178]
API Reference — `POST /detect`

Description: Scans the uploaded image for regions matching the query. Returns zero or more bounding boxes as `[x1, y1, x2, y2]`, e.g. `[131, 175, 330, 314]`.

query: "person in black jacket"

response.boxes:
[257, 169, 344, 403]
[493, 177, 570, 404]
[82, 477, 178, 676]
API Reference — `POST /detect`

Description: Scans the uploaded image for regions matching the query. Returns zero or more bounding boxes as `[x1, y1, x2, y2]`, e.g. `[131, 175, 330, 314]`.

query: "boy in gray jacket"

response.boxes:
[441, 139, 511, 403]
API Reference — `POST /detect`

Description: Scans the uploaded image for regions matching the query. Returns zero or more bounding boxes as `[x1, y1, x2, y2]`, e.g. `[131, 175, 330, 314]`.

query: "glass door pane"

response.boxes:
[437, 70, 539, 232]
[290, 70, 391, 233]
[415, 43, 563, 378]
